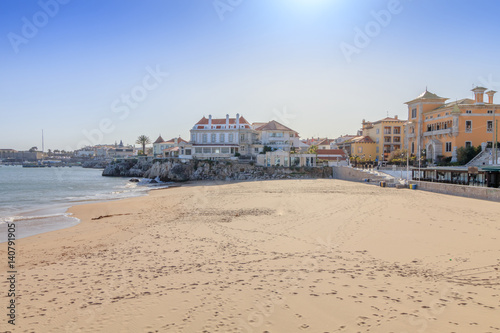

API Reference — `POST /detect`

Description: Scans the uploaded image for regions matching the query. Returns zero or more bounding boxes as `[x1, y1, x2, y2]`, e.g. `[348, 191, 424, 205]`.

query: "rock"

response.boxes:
[129, 178, 140, 182]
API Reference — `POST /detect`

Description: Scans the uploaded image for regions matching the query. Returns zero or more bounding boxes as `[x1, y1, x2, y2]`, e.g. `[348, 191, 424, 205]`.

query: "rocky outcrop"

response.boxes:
[102, 159, 153, 177]
[103, 158, 333, 181]
[142, 159, 332, 182]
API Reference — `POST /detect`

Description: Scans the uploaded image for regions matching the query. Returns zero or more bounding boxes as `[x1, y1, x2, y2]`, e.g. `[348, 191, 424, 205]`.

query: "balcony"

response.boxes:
[423, 128, 452, 137]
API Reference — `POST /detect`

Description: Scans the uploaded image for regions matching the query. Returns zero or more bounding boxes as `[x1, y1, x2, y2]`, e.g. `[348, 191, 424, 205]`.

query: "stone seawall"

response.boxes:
[409, 181, 500, 202]
[103, 158, 333, 182]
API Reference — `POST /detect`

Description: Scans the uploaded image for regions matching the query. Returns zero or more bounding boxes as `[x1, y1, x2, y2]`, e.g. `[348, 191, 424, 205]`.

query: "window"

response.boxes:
[240, 134, 245, 142]
[203, 147, 211, 154]
[393, 127, 401, 134]
[445, 142, 452, 152]
[465, 120, 472, 132]
[384, 136, 391, 143]
[487, 121, 493, 133]
[376, 146, 379, 153]
[185, 149, 192, 155]
[221, 147, 230, 154]
[228, 134, 233, 142]
[465, 141, 472, 148]
[202, 134, 207, 143]
[214, 148, 220, 154]
[195, 147, 202, 154]
[191, 134, 195, 142]
[411, 142, 415, 154]
[376, 129, 380, 134]
[466, 110, 472, 114]
[220, 133, 225, 142]
[211, 134, 216, 143]
[411, 108, 417, 119]
[254, 148, 259, 153]
[384, 127, 391, 134]
[393, 136, 401, 143]
[487, 110, 493, 114]
[376, 138, 379, 144]
[357, 146, 363, 153]
[430, 116, 433, 119]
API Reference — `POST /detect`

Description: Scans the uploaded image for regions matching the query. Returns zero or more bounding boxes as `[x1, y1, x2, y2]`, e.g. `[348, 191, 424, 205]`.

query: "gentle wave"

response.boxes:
[0, 213, 77, 224]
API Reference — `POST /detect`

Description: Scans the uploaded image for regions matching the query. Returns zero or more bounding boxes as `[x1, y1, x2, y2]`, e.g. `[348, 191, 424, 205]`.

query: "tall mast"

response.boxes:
[42, 129, 44, 153]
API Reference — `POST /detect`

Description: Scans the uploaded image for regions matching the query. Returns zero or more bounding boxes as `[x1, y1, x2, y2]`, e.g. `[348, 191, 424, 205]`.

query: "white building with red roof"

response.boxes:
[190, 114, 257, 159]
[254, 120, 307, 152]
[153, 136, 189, 157]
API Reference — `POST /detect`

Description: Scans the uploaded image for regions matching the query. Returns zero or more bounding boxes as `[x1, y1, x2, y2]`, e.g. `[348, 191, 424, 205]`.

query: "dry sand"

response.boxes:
[1, 179, 500, 332]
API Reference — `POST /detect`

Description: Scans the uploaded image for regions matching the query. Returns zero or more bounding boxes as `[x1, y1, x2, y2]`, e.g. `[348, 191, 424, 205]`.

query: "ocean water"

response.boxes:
[0, 166, 150, 241]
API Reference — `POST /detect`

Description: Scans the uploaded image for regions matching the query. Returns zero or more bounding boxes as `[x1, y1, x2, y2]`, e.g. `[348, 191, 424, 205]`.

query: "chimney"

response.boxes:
[472, 86, 487, 104]
[486, 90, 497, 104]
[208, 115, 212, 126]
[395, 115, 398, 119]
[226, 114, 229, 125]
[236, 113, 240, 126]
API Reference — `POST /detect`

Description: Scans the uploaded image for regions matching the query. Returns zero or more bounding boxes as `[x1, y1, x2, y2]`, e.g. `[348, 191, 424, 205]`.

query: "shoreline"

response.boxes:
[3, 179, 500, 332]
[0, 179, 177, 242]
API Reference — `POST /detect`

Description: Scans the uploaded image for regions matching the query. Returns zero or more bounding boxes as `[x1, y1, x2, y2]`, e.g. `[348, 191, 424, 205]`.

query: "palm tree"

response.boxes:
[136, 135, 151, 156]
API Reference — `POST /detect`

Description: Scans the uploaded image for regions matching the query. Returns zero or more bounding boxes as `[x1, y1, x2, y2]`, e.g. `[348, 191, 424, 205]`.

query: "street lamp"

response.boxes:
[405, 121, 412, 183]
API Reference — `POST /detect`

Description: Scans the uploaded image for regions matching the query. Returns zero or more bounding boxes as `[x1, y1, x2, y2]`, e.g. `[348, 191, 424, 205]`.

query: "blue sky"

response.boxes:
[1, 0, 500, 150]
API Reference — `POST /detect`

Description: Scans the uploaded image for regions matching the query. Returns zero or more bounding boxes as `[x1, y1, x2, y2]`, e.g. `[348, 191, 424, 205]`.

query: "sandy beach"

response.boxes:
[2, 179, 500, 332]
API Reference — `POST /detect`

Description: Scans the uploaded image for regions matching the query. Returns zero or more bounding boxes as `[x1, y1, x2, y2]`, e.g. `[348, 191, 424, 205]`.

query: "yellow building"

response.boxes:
[361, 116, 407, 162]
[347, 136, 377, 161]
[405, 87, 499, 162]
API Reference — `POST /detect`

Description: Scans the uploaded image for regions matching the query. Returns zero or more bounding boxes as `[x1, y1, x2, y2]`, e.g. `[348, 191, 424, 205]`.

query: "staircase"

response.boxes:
[353, 167, 398, 185]
[466, 148, 500, 167]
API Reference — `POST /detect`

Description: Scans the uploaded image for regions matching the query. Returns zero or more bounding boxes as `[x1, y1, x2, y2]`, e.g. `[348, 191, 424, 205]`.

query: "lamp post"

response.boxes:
[406, 121, 412, 184]
[400, 151, 404, 180]
[417, 134, 420, 181]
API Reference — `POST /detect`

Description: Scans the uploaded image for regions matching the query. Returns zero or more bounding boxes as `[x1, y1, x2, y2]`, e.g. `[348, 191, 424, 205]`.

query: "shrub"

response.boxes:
[456, 145, 481, 165]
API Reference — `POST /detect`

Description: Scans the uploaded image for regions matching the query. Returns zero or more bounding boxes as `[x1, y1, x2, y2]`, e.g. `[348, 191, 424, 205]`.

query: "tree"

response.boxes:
[29, 146, 38, 152]
[307, 145, 318, 154]
[388, 149, 408, 165]
[136, 135, 151, 156]
[456, 145, 481, 165]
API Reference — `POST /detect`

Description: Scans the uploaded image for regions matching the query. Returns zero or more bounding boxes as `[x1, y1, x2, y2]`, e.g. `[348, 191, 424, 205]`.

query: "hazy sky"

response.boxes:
[1, 0, 500, 151]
